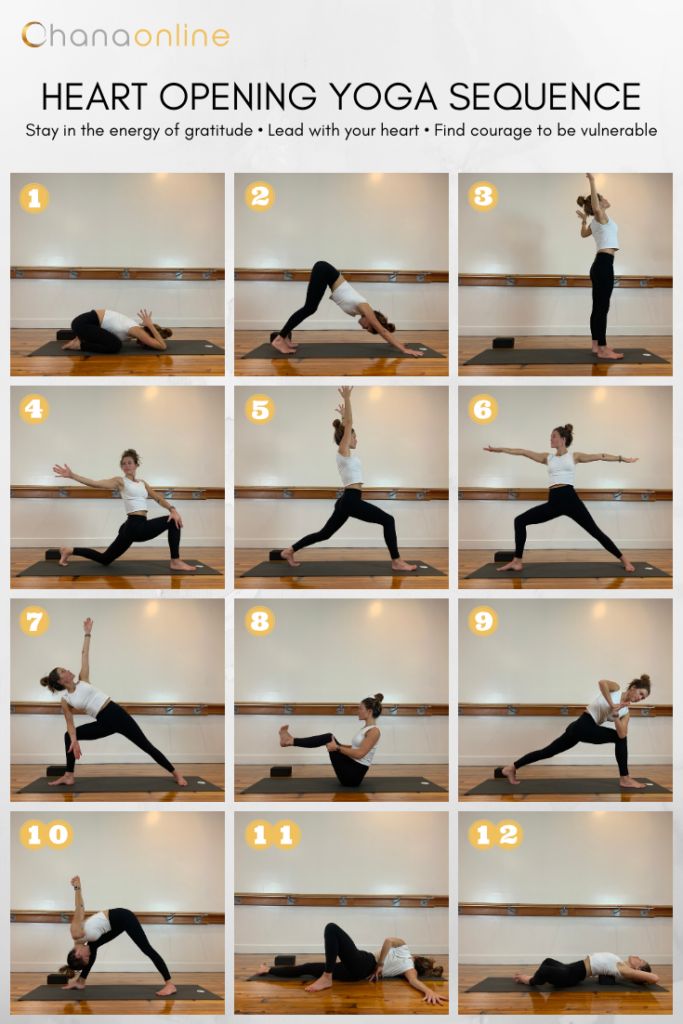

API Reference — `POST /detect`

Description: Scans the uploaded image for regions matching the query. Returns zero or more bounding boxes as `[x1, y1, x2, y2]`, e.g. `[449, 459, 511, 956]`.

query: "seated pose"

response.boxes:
[60, 875, 177, 996]
[257, 922, 447, 1006]
[41, 617, 187, 788]
[484, 423, 636, 573]
[279, 693, 383, 787]
[497, 675, 651, 790]
[61, 308, 172, 353]
[268, 260, 423, 357]
[53, 448, 197, 572]
[280, 387, 416, 572]
[514, 952, 659, 988]
[576, 173, 623, 360]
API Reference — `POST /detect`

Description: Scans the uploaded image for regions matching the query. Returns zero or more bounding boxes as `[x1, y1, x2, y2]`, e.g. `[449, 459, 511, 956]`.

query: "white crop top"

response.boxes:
[329, 280, 367, 317]
[547, 450, 575, 486]
[101, 310, 138, 341]
[62, 681, 109, 718]
[382, 944, 415, 978]
[590, 217, 619, 252]
[83, 911, 111, 942]
[588, 952, 621, 977]
[120, 476, 148, 514]
[350, 724, 379, 767]
[586, 690, 629, 728]
[336, 451, 363, 487]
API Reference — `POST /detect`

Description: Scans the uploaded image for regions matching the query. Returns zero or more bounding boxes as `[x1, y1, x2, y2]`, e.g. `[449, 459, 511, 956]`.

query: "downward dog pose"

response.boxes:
[60, 875, 177, 996]
[485, 424, 636, 573]
[41, 618, 187, 788]
[53, 448, 197, 572]
[576, 173, 623, 360]
[268, 260, 423, 357]
[256, 922, 447, 1006]
[514, 952, 658, 989]
[280, 387, 417, 572]
[60, 308, 171, 353]
[279, 693, 383, 787]
[497, 675, 651, 790]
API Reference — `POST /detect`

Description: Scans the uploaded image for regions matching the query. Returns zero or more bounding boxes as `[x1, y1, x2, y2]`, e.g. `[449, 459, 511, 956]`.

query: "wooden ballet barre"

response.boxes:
[459, 903, 671, 918]
[236, 702, 448, 716]
[235, 893, 448, 908]
[459, 703, 671, 718]
[459, 487, 671, 502]
[235, 267, 448, 284]
[11, 910, 225, 925]
[236, 486, 448, 501]
[11, 701, 224, 716]
[11, 485, 225, 500]
[458, 272, 672, 289]
[11, 266, 225, 281]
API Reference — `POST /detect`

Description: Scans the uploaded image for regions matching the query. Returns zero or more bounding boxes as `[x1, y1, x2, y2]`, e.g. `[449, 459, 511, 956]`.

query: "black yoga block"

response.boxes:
[46, 765, 64, 776]
[56, 330, 75, 341]
[270, 766, 292, 777]
[45, 548, 61, 560]
[492, 336, 515, 348]
[599, 975, 616, 986]
[47, 974, 65, 985]
[269, 549, 285, 561]
[274, 955, 296, 966]
[494, 551, 516, 562]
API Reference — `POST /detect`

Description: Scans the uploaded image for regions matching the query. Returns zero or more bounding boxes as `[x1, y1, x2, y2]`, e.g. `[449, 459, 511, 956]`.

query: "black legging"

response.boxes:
[71, 310, 122, 354]
[279, 261, 341, 337]
[72, 513, 181, 565]
[79, 908, 171, 981]
[292, 732, 369, 787]
[513, 485, 622, 560]
[589, 252, 615, 347]
[265, 923, 376, 980]
[292, 488, 400, 560]
[64, 700, 176, 774]
[514, 711, 629, 777]
[529, 958, 587, 988]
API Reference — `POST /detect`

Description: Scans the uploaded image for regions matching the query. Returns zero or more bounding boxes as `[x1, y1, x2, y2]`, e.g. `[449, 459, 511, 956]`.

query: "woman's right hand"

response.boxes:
[53, 463, 74, 479]
[83, 618, 93, 635]
[368, 964, 384, 982]
[62, 979, 86, 990]
[70, 875, 81, 888]
[586, 173, 595, 181]
[338, 386, 353, 400]
[422, 991, 447, 1005]
[68, 740, 83, 760]
[483, 445, 501, 453]
[576, 209, 587, 220]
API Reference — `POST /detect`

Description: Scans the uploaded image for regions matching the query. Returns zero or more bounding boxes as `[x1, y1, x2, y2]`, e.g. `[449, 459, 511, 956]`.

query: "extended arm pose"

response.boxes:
[576, 173, 623, 360]
[60, 876, 177, 996]
[485, 424, 636, 573]
[514, 952, 659, 989]
[41, 618, 187, 788]
[268, 261, 423, 357]
[497, 675, 651, 790]
[279, 693, 383, 787]
[53, 448, 196, 572]
[280, 387, 417, 572]
[61, 308, 172, 353]
[256, 923, 447, 1006]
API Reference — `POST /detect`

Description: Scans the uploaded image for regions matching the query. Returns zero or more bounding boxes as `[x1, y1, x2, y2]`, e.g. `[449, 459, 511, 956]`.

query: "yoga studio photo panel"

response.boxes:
[10, 385, 225, 589]
[458, 172, 672, 377]
[234, 172, 448, 377]
[10, 173, 225, 378]
[458, 598, 672, 803]
[10, 597, 225, 802]
[235, 384, 448, 589]
[234, 597, 448, 802]
[458, 384, 672, 588]
[10, 810, 225, 1015]
[234, 810, 448, 1015]
[458, 810, 672, 1015]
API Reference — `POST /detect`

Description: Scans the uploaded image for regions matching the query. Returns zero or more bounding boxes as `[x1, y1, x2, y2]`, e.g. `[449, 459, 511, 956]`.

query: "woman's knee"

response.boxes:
[324, 922, 340, 935]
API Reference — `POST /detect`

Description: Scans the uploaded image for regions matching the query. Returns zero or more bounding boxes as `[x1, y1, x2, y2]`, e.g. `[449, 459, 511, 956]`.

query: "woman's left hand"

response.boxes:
[138, 308, 154, 326]
[168, 508, 183, 528]
[368, 965, 383, 982]
[62, 980, 86, 990]
[83, 618, 93, 635]
[622, 457, 638, 463]
[326, 740, 339, 752]
[68, 740, 83, 760]
[422, 991, 448, 1005]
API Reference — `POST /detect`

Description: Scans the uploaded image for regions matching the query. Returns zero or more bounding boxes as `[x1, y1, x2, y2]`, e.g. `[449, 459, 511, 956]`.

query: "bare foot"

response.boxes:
[256, 962, 271, 975]
[392, 558, 417, 572]
[502, 765, 519, 785]
[620, 557, 635, 573]
[279, 725, 294, 747]
[304, 974, 333, 993]
[155, 982, 177, 997]
[620, 776, 647, 789]
[169, 559, 197, 572]
[173, 771, 188, 787]
[61, 339, 82, 351]
[48, 773, 75, 787]
[59, 546, 73, 566]
[270, 335, 297, 354]
[497, 558, 523, 572]
[514, 973, 532, 985]
[280, 547, 301, 567]
[594, 346, 624, 360]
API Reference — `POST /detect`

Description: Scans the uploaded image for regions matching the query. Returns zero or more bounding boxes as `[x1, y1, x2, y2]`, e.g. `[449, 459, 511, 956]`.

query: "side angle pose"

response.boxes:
[576, 173, 623, 360]
[41, 618, 187, 788]
[53, 448, 197, 572]
[61, 308, 172, 353]
[268, 260, 423, 357]
[514, 951, 659, 989]
[496, 674, 651, 790]
[60, 875, 177, 996]
[278, 693, 383, 787]
[257, 922, 447, 1006]
[484, 423, 636, 573]
[280, 387, 417, 572]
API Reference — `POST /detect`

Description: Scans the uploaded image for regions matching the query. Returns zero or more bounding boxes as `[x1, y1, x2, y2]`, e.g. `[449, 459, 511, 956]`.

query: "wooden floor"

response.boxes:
[235, 763, 448, 802]
[11, 972, 225, 1016]
[458, 335, 672, 377]
[235, 330, 448, 377]
[235, 548, 448, 590]
[458, 764, 672, 803]
[10, 328, 225, 377]
[11, 762, 225, 803]
[235, 953, 449, 1015]
[10, 547, 225, 590]
[458, 549, 672, 590]
[458, 963, 673, 1015]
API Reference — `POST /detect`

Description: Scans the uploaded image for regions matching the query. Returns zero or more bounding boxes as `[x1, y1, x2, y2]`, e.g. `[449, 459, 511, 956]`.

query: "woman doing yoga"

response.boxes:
[485, 423, 636, 573]
[514, 952, 658, 989]
[60, 308, 172, 353]
[60, 875, 177, 996]
[577, 173, 623, 360]
[53, 448, 197, 572]
[279, 693, 383, 787]
[497, 675, 651, 790]
[257, 922, 447, 1005]
[268, 260, 423, 357]
[280, 387, 417, 572]
[41, 618, 187, 788]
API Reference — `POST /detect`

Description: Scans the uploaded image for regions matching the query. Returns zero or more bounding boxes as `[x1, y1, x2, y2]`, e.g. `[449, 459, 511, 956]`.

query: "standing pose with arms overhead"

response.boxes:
[577, 173, 623, 360]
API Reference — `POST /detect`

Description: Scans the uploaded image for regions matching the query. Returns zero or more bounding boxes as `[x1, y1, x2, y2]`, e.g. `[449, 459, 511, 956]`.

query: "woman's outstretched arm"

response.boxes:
[69, 876, 85, 939]
[53, 464, 121, 489]
[79, 619, 92, 681]
[402, 968, 448, 1006]
[587, 173, 607, 223]
[337, 386, 354, 456]
[483, 446, 547, 464]
[574, 452, 638, 463]
[357, 304, 423, 357]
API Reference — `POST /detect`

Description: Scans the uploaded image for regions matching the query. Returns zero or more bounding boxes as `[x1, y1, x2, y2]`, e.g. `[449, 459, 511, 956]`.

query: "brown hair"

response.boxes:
[332, 419, 346, 446]
[61, 958, 78, 977]
[554, 423, 574, 448]
[361, 693, 384, 718]
[144, 323, 173, 340]
[40, 669, 64, 693]
[120, 448, 141, 467]
[367, 310, 396, 335]
[414, 956, 443, 978]
[577, 193, 603, 217]
[628, 674, 651, 696]
[640, 960, 652, 975]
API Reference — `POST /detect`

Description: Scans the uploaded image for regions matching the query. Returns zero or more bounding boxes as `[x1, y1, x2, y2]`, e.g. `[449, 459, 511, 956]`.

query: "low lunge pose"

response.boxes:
[497, 675, 651, 790]
[279, 693, 383, 787]
[577, 173, 623, 360]
[280, 387, 417, 572]
[514, 952, 658, 989]
[485, 424, 636, 573]
[60, 308, 171, 353]
[257, 922, 447, 1006]
[41, 618, 187, 788]
[53, 448, 197, 572]
[60, 875, 177, 996]
[268, 260, 423, 357]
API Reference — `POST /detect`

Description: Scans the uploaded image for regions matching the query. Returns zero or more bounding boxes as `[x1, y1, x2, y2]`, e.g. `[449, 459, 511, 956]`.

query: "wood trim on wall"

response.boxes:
[11, 702, 225, 716]
[11, 910, 225, 925]
[236, 486, 448, 501]
[235, 268, 448, 284]
[235, 893, 448, 908]
[11, 485, 225, 500]
[459, 487, 671, 503]
[11, 267, 224, 282]
[458, 273, 672, 289]
[458, 703, 670, 718]
[459, 903, 672, 918]
[236, 702, 448, 716]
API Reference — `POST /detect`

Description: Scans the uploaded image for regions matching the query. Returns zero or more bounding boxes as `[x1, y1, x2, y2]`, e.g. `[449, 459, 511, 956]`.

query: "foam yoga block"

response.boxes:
[492, 336, 515, 348]
[270, 766, 292, 777]
[466, 777, 671, 796]
[242, 560, 445, 578]
[466, 976, 667, 993]
[19, 984, 224, 1001]
[31, 339, 224, 356]
[465, 347, 668, 365]
[18, 559, 221, 578]
[242, 775, 447, 794]
[242, 341, 445, 359]
[466, 561, 670, 580]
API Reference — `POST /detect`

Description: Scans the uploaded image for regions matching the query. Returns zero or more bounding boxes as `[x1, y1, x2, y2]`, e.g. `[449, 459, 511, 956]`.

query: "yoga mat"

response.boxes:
[241, 775, 447, 795]
[248, 971, 446, 982]
[466, 561, 670, 580]
[241, 560, 445, 578]
[31, 339, 224, 357]
[17, 559, 221, 578]
[466, 777, 671, 796]
[19, 774, 223, 794]
[465, 976, 667, 993]
[465, 348, 668, 366]
[19, 984, 223, 1002]
[242, 341, 445, 359]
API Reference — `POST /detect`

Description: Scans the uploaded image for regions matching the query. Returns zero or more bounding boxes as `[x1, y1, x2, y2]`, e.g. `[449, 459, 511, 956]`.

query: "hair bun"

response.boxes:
[577, 195, 586, 207]
[640, 673, 651, 685]
[564, 423, 573, 432]
[332, 418, 342, 428]
[374, 693, 384, 703]
[40, 675, 50, 688]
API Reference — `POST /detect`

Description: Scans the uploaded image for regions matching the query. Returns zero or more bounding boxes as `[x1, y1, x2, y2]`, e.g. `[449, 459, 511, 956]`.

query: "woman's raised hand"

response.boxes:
[483, 445, 501, 453]
[576, 209, 587, 220]
[70, 875, 81, 888]
[138, 308, 154, 326]
[83, 618, 93, 635]
[53, 463, 74, 479]
[586, 173, 595, 181]
[338, 386, 353, 400]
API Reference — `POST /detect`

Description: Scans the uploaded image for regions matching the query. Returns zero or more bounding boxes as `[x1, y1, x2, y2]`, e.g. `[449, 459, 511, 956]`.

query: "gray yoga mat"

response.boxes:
[18, 559, 221, 578]
[466, 561, 670, 580]
[466, 777, 671, 796]
[241, 560, 445, 578]
[465, 348, 668, 366]
[249, 971, 446, 982]
[31, 339, 224, 357]
[19, 774, 223, 794]
[241, 775, 446, 795]
[466, 976, 667, 993]
[19, 983, 223, 1002]
[243, 341, 445, 359]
